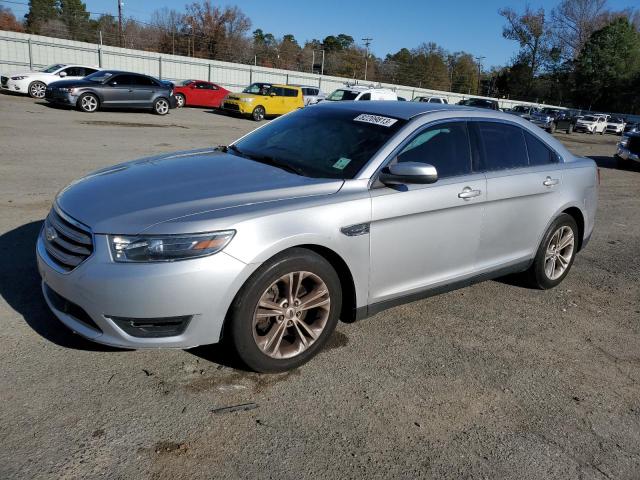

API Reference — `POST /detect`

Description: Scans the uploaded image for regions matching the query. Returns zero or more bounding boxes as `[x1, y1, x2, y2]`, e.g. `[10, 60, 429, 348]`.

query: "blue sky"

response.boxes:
[5, 0, 638, 67]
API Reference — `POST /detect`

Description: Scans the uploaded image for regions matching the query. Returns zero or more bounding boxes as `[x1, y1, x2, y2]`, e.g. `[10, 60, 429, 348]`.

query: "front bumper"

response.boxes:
[36, 232, 257, 349]
[222, 100, 253, 114]
[1, 77, 29, 93]
[44, 88, 78, 106]
[574, 124, 594, 132]
[531, 119, 552, 129]
[616, 145, 640, 163]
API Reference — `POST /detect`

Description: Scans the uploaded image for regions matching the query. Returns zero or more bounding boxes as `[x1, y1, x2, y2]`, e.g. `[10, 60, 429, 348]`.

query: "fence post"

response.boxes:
[158, 56, 162, 80]
[208, 63, 212, 82]
[97, 30, 103, 67]
[28, 38, 33, 70]
[318, 76, 322, 90]
[285, 73, 289, 85]
[249, 67, 253, 84]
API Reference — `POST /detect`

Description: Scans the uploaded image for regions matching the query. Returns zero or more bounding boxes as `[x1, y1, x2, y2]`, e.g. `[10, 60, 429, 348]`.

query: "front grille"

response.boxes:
[42, 207, 93, 271]
[223, 102, 240, 112]
[1, 76, 7, 87]
[44, 283, 102, 332]
[628, 136, 640, 155]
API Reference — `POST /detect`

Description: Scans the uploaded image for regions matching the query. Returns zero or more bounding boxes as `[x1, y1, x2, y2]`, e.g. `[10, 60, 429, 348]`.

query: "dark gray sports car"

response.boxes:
[45, 70, 177, 115]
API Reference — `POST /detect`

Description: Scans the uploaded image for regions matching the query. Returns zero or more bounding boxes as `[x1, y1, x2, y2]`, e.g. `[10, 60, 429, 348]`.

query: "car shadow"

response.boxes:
[0, 221, 121, 351]
[187, 342, 250, 371]
[590, 155, 639, 172]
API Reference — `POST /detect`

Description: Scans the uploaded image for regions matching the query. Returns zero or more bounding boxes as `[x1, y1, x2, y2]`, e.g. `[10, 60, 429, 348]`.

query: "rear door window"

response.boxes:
[283, 88, 299, 97]
[272, 87, 286, 96]
[359, 93, 371, 101]
[109, 75, 137, 86]
[133, 76, 157, 86]
[477, 122, 528, 171]
[397, 122, 472, 178]
[524, 131, 559, 166]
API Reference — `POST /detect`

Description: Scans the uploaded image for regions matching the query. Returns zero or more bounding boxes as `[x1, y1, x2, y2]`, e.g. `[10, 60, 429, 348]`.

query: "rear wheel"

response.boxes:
[526, 213, 578, 289]
[153, 97, 170, 115]
[251, 105, 265, 121]
[28, 81, 46, 99]
[567, 124, 573, 134]
[228, 248, 342, 372]
[77, 93, 99, 112]
[175, 93, 185, 108]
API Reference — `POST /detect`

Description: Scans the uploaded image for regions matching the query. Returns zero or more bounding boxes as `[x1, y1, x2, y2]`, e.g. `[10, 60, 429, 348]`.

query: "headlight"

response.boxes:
[59, 87, 77, 94]
[240, 97, 254, 103]
[11, 76, 28, 80]
[109, 231, 235, 262]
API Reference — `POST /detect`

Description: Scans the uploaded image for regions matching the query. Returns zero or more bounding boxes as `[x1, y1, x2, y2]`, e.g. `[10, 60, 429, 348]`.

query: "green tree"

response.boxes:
[25, 0, 59, 34]
[574, 17, 640, 112]
[59, 0, 91, 41]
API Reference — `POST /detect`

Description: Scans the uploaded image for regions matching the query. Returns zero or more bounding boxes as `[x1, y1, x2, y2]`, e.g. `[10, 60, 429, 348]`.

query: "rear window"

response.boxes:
[477, 122, 528, 171]
[327, 89, 360, 101]
[283, 88, 299, 97]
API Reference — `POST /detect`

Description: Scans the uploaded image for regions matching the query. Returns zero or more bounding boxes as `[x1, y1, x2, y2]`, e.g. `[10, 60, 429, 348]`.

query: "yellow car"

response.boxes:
[221, 83, 304, 121]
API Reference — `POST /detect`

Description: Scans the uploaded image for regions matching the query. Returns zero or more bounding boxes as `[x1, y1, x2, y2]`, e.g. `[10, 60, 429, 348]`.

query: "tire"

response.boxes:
[153, 97, 170, 115]
[227, 248, 342, 373]
[548, 122, 556, 134]
[77, 93, 99, 112]
[600, 129, 604, 135]
[567, 124, 573, 134]
[175, 93, 185, 108]
[28, 81, 46, 99]
[526, 213, 579, 289]
[251, 105, 265, 121]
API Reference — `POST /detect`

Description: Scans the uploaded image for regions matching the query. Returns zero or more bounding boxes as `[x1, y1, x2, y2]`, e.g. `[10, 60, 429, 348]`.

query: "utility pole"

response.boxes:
[117, 0, 124, 48]
[362, 37, 372, 81]
[474, 55, 485, 95]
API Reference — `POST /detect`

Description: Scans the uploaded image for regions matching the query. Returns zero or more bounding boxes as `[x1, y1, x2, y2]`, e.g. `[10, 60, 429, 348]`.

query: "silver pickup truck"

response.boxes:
[37, 102, 599, 372]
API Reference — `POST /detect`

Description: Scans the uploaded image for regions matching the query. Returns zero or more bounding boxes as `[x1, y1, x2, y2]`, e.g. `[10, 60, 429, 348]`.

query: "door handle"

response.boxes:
[543, 177, 559, 187]
[458, 186, 482, 200]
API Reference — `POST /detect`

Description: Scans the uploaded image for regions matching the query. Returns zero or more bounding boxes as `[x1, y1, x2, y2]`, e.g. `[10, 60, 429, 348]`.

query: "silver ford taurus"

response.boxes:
[37, 102, 598, 372]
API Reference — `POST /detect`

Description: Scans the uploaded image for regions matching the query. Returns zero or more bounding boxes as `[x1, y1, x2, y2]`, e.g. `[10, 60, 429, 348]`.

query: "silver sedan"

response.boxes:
[37, 102, 598, 372]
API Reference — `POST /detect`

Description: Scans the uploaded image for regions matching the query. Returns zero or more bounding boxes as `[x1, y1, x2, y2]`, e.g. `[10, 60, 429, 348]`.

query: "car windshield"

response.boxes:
[85, 71, 114, 83]
[40, 64, 65, 73]
[231, 107, 406, 179]
[243, 83, 272, 95]
[582, 115, 596, 121]
[326, 89, 360, 101]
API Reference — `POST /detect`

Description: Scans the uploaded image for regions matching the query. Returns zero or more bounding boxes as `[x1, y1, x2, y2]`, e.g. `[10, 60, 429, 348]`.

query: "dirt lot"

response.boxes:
[1, 93, 639, 480]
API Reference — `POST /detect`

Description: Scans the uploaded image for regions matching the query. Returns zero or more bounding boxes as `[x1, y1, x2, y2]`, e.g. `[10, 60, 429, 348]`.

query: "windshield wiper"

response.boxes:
[220, 145, 306, 176]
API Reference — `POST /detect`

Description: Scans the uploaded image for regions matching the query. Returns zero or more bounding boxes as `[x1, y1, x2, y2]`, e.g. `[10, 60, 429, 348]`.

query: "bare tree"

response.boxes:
[499, 6, 552, 87]
[551, 0, 609, 59]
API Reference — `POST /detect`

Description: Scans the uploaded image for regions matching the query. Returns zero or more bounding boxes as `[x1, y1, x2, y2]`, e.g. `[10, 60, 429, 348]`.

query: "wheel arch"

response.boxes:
[222, 243, 359, 343]
[562, 206, 585, 251]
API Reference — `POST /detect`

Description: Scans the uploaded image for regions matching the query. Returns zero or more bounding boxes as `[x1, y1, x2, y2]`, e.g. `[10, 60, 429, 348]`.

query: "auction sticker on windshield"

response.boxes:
[353, 114, 398, 127]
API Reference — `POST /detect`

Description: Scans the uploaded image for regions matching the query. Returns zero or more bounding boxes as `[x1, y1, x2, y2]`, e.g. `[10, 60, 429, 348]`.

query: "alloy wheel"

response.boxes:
[30, 82, 46, 98]
[81, 95, 98, 112]
[252, 271, 330, 359]
[155, 99, 169, 115]
[176, 94, 185, 108]
[544, 226, 575, 280]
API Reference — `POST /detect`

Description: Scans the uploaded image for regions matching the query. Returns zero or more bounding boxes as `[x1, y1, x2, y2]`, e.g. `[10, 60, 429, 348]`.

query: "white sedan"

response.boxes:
[1, 64, 101, 99]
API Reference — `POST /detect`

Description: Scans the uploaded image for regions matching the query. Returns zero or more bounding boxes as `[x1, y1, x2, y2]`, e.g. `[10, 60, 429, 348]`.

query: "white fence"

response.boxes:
[0, 30, 559, 110]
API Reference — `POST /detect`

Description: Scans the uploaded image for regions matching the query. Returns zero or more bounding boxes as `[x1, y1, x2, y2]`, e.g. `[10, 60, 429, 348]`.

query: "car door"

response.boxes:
[189, 81, 207, 106]
[474, 121, 564, 270]
[268, 86, 286, 114]
[131, 75, 157, 106]
[596, 117, 606, 133]
[102, 74, 136, 106]
[369, 121, 487, 304]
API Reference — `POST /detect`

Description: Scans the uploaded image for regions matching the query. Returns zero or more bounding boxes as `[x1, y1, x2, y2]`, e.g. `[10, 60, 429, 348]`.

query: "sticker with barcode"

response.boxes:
[353, 114, 398, 127]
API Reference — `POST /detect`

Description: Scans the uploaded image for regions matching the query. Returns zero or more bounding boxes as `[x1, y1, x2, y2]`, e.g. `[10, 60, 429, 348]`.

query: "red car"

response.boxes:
[173, 80, 230, 108]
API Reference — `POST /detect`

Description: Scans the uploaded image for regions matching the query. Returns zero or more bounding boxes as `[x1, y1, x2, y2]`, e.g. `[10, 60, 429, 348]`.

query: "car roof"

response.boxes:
[313, 100, 485, 120]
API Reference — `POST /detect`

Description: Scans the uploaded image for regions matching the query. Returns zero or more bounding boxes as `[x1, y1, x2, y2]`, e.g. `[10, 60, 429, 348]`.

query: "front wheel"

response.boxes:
[548, 122, 556, 134]
[567, 124, 573, 134]
[175, 93, 185, 108]
[77, 93, 99, 112]
[28, 81, 46, 99]
[251, 105, 265, 121]
[526, 213, 578, 289]
[227, 248, 342, 372]
[153, 97, 170, 115]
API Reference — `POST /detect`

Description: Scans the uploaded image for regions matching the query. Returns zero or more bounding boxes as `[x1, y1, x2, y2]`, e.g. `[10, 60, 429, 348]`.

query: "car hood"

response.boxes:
[5, 70, 51, 78]
[47, 79, 95, 89]
[56, 149, 344, 235]
[577, 119, 595, 124]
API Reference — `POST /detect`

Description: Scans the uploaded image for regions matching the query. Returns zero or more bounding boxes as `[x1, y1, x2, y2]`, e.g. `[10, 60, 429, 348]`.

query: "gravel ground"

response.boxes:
[1, 93, 639, 480]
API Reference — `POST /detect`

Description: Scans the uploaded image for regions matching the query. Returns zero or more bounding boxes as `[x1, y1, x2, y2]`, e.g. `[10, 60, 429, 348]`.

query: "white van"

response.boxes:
[326, 85, 398, 101]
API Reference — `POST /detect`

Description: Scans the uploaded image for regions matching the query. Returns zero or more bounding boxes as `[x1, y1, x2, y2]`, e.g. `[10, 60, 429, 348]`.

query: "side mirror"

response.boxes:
[59, 71, 67, 77]
[379, 161, 438, 185]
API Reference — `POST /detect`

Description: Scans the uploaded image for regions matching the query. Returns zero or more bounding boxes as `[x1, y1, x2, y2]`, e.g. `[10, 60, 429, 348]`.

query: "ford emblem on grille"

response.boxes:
[45, 225, 57, 242]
